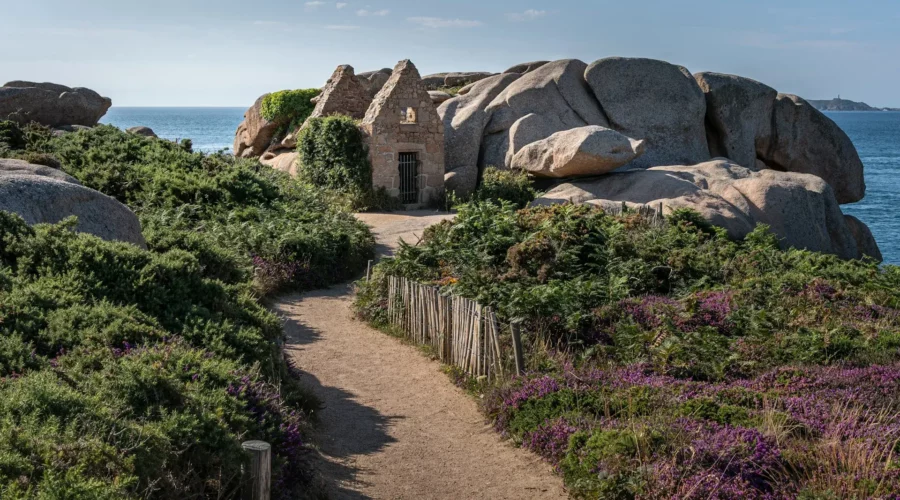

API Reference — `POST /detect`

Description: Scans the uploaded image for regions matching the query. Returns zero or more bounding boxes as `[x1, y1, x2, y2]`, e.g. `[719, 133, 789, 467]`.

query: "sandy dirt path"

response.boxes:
[275, 211, 566, 499]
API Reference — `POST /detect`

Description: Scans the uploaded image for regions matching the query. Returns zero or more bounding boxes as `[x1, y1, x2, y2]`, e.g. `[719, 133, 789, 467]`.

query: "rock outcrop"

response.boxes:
[488, 59, 610, 145]
[0, 81, 111, 127]
[695, 72, 776, 169]
[696, 73, 865, 204]
[429, 91, 453, 105]
[260, 151, 300, 177]
[422, 72, 495, 90]
[233, 94, 279, 158]
[444, 164, 479, 198]
[512, 126, 645, 178]
[0, 158, 78, 182]
[763, 93, 865, 204]
[438, 73, 522, 173]
[358, 68, 392, 97]
[503, 61, 550, 74]
[844, 215, 883, 262]
[0, 159, 146, 248]
[585, 58, 709, 169]
[533, 159, 879, 261]
[127, 126, 157, 138]
[438, 57, 868, 209]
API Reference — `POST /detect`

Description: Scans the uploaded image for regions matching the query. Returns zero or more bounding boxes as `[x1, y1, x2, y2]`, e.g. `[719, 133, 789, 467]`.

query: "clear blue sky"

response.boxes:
[1, 0, 897, 107]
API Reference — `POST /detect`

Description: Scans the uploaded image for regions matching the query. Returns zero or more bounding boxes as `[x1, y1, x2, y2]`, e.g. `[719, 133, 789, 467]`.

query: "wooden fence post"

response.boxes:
[242, 441, 271, 500]
[510, 321, 525, 377]
[366, 260, 373, 282]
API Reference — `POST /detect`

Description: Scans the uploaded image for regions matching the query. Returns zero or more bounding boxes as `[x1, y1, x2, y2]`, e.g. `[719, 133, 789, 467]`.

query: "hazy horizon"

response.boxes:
[3, 0, 899, 108]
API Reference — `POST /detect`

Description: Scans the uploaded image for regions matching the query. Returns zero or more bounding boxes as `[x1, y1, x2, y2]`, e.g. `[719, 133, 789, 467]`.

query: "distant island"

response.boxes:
[809, 97, 900, 112]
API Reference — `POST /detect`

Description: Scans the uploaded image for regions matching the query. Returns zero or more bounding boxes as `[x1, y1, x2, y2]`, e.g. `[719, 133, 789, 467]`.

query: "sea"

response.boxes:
[100, 107, 246, 154]
[99, 108, 900, 264]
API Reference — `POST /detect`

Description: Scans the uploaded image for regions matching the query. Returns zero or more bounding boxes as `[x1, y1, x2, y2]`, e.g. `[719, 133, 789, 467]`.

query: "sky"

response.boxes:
[1, 0, 898, 107]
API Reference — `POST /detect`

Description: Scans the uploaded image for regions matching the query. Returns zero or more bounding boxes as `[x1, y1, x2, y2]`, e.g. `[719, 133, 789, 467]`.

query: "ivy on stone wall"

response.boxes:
[297, 115, 372, 192]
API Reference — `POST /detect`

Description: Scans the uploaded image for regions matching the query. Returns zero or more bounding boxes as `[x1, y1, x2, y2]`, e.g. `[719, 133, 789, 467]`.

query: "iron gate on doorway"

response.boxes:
[398, 152, 419, 204]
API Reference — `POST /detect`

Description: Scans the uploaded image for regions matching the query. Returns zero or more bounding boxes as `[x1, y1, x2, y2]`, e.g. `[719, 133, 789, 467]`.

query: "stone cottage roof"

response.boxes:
[308, 64, 372, 121]
[361, 59, 435, 129]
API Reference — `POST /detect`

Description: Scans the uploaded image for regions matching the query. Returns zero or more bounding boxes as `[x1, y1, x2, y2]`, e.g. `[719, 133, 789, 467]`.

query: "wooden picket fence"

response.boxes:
[386, 275, 523, 381]
[604, 201, 666, 226]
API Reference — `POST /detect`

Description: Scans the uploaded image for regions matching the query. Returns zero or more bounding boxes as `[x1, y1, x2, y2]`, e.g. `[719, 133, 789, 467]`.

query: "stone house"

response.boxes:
[359, 60, 445, 206]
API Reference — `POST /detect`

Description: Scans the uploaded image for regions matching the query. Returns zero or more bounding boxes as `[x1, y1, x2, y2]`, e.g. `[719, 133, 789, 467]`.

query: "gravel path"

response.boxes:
[276, 211, 566, 499]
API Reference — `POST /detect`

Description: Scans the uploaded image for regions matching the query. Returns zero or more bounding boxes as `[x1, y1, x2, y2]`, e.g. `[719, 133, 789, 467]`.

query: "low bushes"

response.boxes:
[0, 121, 375, 497]
[260, 89, 320, 132]
[470, 167, 537, 209]
[489, 363, 900, 498]
[0, 213, 314, 498]
[356, 200, 900, 498]
[3, 121, 374, 294]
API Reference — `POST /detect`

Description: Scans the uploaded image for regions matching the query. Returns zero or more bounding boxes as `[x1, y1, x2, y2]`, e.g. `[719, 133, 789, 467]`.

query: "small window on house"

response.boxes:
[401, 107, 417, 124]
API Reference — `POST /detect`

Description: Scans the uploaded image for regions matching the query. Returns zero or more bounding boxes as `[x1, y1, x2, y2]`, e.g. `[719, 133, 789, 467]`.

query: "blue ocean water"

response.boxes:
[99, 107, 900, 263]
[827, 112, 900, 265]
[100, 107, 245, 153]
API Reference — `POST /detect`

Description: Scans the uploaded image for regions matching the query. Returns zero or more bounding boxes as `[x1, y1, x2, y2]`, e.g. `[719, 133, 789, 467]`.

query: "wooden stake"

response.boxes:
[242, 441, 271, 500]
[510, 321, 525, 377]
[490, 311, 503, 379]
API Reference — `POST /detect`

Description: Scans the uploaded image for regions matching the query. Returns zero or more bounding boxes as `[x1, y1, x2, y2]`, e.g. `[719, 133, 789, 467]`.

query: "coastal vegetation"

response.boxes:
[297, 115, 401, 211]
[260, 88, 320, 133]
[356, 200, 900, 498]
[297, 115, 372, 192]
[0, 121, 374, 498]
[469, 167, 537, 209]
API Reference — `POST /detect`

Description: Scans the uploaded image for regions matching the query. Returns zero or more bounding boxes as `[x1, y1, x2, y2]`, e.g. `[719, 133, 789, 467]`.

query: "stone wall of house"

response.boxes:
[360, 59, 445, 205]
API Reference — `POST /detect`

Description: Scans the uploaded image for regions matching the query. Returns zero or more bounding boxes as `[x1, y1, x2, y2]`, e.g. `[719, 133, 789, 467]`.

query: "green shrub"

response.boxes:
[0, 120, 25, 151]
[297, 115, 372, 192]
[3, 123, 374, 295]
[0, 213, 315, 497]
[359, 201, 900, 379]
[0, 122, 377, 496]
[260, 89, 320, 129]
[471, 167, 537, 208]
[357, 197, 900, 497]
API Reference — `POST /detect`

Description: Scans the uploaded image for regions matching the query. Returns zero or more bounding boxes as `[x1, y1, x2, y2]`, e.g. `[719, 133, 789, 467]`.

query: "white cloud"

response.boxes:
[305, 1, 326, 9]
[336, 2, 348, 8]
[407, 17, 482, 28]
[507, 9, 547, 22]
[357, 8, 390, 16]
[252, 20, 286, 26]
[326, 24, 360, 30]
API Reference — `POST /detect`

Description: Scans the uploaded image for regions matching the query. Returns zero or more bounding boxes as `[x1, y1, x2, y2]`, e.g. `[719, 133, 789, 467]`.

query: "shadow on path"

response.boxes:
[281, 289, 399, 499]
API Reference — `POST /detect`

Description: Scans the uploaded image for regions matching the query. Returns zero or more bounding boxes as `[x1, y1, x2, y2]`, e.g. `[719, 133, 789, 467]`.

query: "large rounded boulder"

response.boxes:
[584, 57, 710, 169]
[0, 159, 146, 248]
[486, 59, 610, 159]
[438, 73, 522, 173]
[233, 94, 280, 158]
[695, 73, 865, 204]
[695, 72, 777, 169]
[533, 159, 879, 261]
[512, 126, 645, 178]
[0, 81, 112, 127]
[763, 94, 865, 204]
